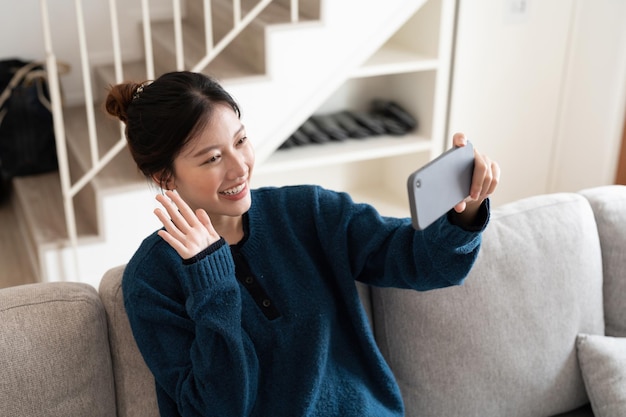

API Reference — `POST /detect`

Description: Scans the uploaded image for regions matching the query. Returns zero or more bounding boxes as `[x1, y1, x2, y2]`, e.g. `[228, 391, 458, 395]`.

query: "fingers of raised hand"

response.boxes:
[156, 190, 199, 231]
[470, 152, 500, 201]
[450, 133, 500, 201]
[452, 132, 468, 148]
[154, 191, 217, 259]
[453, 200, 467, 213]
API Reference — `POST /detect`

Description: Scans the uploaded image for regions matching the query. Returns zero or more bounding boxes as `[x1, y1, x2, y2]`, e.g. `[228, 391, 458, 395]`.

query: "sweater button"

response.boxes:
[245, 276, 254, 284]
[262, 299, 271, 308]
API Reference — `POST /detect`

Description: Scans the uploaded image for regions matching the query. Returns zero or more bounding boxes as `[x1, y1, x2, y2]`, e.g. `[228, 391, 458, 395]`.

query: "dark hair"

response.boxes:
[104, 71, 241, 188]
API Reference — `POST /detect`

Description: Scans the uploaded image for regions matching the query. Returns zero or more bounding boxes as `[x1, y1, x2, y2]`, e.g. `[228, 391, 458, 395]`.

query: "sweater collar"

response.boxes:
[230, 189, 267, 257]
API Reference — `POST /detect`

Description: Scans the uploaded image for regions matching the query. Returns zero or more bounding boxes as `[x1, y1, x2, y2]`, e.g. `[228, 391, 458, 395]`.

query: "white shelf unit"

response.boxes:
[254, 0, 454, 217]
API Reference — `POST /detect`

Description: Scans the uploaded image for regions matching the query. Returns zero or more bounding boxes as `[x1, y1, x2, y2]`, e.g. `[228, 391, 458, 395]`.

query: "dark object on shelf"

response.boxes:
[371, 99, 418, 131]
[279, 128, 311, 149]
[299, 119, 332, 144]
[278, 136, 295, 150]
[277, 99, 420, 151]
[371, 113, 409, 136]
[331, 112, 371, 138]
[311, 115, 349, 141]
[343, 110, 387, 136]
[290, 129, 311, 146]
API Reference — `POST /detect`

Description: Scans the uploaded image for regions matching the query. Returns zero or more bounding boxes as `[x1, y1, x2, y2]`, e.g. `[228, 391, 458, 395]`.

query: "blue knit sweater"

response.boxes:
[123, 185, 488, 417]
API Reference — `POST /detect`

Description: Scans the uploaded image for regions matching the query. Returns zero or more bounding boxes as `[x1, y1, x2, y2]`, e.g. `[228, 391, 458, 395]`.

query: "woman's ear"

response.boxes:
[151, 171, 175, 190]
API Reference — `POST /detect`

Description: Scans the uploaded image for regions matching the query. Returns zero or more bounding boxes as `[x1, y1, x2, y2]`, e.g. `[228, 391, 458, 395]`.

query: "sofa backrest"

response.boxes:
[580, 186, 626, 337]
[98, 186, 625, 417]
[371, 192, 607, 417]
[99, 265, 160, 417]
[0, 282, 116, 417]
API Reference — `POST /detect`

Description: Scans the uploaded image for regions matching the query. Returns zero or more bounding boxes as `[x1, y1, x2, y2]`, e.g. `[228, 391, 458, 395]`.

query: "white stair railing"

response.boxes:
[141, 0, 156, 79]
[39, 0, 302, 277]
[193, 0, 275, 73]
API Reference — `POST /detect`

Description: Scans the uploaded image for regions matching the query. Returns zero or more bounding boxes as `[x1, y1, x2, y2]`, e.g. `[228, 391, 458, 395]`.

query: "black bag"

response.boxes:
[0, 59, 59, 200]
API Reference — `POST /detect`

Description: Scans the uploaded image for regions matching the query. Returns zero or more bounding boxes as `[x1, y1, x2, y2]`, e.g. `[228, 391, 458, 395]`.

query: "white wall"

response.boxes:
[0, 1, 46, 60]
[550, 1, 626, 194]
[448, 0, 626, 206]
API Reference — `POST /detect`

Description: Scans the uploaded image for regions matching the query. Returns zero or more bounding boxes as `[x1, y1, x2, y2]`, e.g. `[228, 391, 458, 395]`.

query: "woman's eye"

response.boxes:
[205, 154, 221, 164]
[237, 136, 248, 146]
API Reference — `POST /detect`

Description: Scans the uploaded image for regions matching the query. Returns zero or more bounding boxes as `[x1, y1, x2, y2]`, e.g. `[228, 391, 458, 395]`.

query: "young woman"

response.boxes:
[105, 71, 499, 417]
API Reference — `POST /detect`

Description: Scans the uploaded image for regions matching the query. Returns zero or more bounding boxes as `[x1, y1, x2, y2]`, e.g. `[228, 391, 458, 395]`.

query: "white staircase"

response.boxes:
[13, 0, 438, 288]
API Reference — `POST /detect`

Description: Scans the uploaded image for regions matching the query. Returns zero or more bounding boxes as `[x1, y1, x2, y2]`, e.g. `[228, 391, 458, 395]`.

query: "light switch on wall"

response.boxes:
[504, 0, 530, 24]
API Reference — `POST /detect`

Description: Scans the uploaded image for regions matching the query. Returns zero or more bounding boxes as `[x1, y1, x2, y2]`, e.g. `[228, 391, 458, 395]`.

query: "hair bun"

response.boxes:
[104, 82, 144, 123]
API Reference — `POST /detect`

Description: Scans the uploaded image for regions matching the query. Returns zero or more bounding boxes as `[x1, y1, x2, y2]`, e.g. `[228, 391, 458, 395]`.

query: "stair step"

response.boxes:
[93, 61, 154, 102]
[151, 0, 313, 80]
[0, 198, 37, 287]
[63, 104, 145, 191]
[12, 172, 98, 255]
[10, 103, 148, 274]
[151, 20, 206, 71]
[186, 0, 317, 40]
[277, 0, 321, 21]
[150, 20, 259, 79]
[11, 104, 150, 279]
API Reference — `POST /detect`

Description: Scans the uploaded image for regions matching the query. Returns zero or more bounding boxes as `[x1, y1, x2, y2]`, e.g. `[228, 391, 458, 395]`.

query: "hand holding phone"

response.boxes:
[407, 142, 475, 230]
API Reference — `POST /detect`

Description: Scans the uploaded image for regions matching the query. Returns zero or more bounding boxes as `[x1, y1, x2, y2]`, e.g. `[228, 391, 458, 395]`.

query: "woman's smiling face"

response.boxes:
[169, 103, 255, 222]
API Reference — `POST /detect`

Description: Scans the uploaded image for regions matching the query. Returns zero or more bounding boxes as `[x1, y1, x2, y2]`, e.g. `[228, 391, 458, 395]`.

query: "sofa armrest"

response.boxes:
[99, 265, 159, 417]
[0, 282, 116, 417]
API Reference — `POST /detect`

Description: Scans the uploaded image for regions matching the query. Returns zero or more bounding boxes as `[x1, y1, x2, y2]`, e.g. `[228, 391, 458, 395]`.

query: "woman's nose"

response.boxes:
[228, 153, 248, 179]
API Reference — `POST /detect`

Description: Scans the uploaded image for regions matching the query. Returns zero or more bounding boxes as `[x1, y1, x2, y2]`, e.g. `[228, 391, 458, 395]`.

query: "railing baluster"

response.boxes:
[74, 0, 99, 167]
[40, 0, 77, 280]
[69, 139, 127, 196]
[234, 0, 241, 25]
[291, 0, 298, 23]
[193, 0, 274, 73]
[108, 0, 126, 143]
[173, 0, 185, 71]
[141, 0, 155, 79]
[204, 0, 213, 55]
[108, 0, 124, 83]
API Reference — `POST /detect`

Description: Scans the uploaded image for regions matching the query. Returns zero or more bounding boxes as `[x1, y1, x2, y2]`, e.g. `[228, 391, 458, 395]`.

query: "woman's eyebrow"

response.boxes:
[189, 125, 245, 158]
[233, 124, 245, 137]
[190, 145, 220, 159]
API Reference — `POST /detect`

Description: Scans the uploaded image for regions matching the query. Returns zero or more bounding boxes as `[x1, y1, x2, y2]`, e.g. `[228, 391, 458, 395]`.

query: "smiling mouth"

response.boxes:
[220, 183, 246, 196]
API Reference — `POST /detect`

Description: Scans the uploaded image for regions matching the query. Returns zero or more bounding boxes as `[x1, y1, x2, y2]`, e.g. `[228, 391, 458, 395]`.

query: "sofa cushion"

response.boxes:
[577, 334, 626, 417]
[372, 192, 605, 417]
[99, 265, 159, 417]
[0, 282, 116, 417]
[580, 185, 626, 337]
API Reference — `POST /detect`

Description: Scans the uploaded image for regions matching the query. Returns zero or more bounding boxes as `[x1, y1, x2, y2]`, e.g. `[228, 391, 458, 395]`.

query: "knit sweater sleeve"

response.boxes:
[123, 236, 259, 417]
[311, 187, 488, 290]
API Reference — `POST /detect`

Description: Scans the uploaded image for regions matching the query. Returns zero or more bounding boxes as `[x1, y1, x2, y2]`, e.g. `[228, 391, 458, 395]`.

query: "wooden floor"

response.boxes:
[0, 198, 37, 289]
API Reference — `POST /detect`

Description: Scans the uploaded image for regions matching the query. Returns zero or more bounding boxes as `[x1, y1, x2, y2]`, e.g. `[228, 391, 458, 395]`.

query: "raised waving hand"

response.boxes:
[154, 190, 222, 259]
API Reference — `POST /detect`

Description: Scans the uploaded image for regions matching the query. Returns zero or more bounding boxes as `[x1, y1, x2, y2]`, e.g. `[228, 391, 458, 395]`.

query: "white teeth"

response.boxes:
[221, 183, 245, 195]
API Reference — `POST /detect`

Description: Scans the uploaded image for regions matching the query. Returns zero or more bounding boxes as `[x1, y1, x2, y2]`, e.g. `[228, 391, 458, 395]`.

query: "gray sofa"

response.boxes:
[1, 185, 625, 417]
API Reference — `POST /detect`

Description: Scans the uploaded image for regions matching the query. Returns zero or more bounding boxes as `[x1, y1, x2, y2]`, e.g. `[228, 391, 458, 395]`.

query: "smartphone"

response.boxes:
[407, 142, 475, 230]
